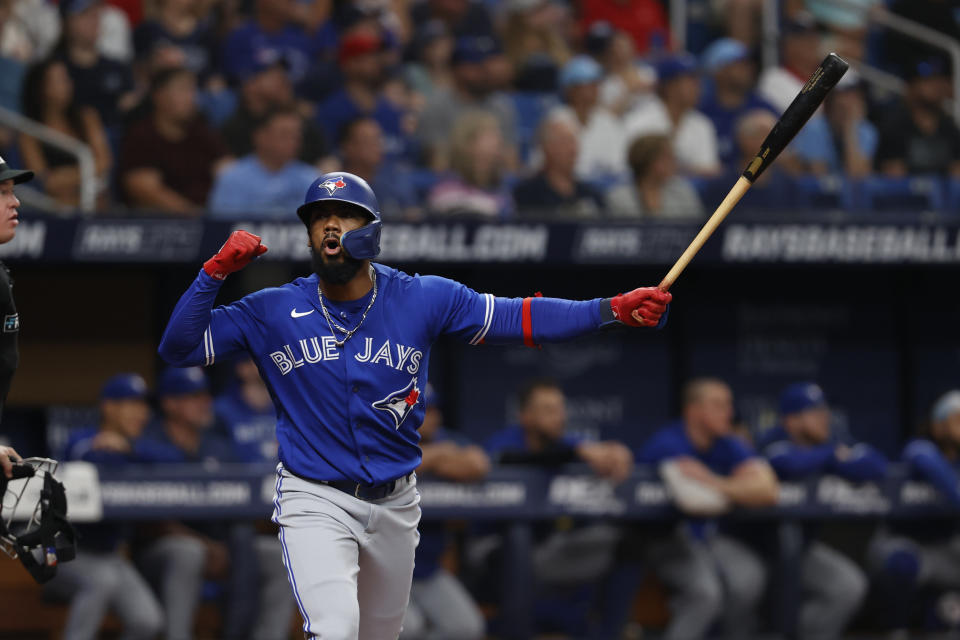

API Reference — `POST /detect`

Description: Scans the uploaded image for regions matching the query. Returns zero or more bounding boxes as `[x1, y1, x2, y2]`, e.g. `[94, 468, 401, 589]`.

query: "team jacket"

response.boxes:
[159, 264, 614, 484]
[0, 263, 18, 420]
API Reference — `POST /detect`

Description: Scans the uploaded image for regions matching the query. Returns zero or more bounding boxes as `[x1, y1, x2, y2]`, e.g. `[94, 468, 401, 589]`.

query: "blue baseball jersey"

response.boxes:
[484, 424, 585, 458]
[215, 388, 278, 463]
[159, 263, 610, 484]
[756, 424, 887, 482]
[637, 420, 755, 475]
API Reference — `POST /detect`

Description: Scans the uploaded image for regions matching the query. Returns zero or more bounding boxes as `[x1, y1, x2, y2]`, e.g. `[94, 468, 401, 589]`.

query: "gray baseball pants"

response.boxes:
[271, 465, 421, 640]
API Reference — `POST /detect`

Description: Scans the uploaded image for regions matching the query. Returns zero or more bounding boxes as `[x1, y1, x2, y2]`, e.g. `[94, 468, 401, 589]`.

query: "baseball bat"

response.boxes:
[657, 52, 849, 291]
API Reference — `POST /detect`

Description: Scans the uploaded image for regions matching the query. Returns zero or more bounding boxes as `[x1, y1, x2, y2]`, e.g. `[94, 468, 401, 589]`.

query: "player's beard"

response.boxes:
[311, 246, 364, 285]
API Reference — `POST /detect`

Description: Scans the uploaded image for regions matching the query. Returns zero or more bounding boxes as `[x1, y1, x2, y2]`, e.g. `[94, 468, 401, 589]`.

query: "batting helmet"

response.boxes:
[296, 172, 382, 260]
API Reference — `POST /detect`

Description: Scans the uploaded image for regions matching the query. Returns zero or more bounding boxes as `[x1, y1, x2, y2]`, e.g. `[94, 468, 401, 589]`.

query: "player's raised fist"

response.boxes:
[611, 287, 672, 328]
[203, 230, 268, 280]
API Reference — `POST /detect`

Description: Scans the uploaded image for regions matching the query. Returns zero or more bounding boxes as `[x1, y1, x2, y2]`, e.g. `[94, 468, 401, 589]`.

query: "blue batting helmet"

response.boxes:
[297, 172, 382, 260]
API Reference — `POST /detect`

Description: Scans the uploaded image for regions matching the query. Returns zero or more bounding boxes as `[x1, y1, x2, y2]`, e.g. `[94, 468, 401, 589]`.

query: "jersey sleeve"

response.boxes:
[903, 439, 960, 506]
[158, 270, 259, 367]
[419, 275, 606, 346]
[762, 440, 835, 479]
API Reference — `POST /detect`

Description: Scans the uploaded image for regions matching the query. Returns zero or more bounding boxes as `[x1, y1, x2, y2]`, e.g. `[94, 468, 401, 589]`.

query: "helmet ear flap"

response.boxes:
[340, 220, 382, 260]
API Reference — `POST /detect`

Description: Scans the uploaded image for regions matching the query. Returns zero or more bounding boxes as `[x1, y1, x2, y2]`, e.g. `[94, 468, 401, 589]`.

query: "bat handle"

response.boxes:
[657, 176, 753, 292]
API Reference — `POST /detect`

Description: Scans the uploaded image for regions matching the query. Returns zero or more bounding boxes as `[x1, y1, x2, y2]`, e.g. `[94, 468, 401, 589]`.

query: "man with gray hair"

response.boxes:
[512, 110, 603, 219]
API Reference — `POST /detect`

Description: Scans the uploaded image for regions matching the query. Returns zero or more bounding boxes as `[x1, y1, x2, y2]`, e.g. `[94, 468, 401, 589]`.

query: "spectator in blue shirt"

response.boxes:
[136, 367, 293, 640]
[214, 357, 278, 462]
[316, 29, 410, 163]
[757, 382, 880, 640]
[221, 0, 318, 87]
[870, 390, 960, 632]
[697, 38, 777, 168]
[47, 374, 164, 640]
[209, 106, 318, 217]
[133, 0, 220, 85]
[338, 117, 421, 220]
[637, 378, 777, 640]
[401, 385, 487, 640]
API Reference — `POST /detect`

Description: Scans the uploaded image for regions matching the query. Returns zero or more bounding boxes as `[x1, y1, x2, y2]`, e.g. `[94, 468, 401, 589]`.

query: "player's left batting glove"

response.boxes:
[609, 288, 672, 328]
[203, 230, 268, 281]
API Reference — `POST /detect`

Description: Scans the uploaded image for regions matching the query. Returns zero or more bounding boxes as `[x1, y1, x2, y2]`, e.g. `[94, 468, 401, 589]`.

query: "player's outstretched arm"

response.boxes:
[158, 231, 267, 367]
[421, 276, 672, 347]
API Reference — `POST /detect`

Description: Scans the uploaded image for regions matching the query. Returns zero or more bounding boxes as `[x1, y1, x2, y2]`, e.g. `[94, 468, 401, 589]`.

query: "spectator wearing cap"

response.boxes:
[47, 373, 164, 640]
[118, 67, 231, 213]
[579, 0, 669, 55]
[416, 35, 519, 171]
[697, 37, 777, 167]
[317, 29, 411, 163]
[757, 14, 823, 115]
[53, 0, 136, 130]
[869, 390, 960, 632]
[502, 0, 571, 92]
[220, 54, 328, 166]
[625, 54, 720, 176]
[18, 57, 112, 208]
[587, 22, 655, 116]
[875, 59, 960, 177]
[756, 382, 881, 640]
[513, 109, 603, 219]
[208, 106, 317, 217]
[221, 0, 323, 87]
[339, 116, 421, 220]
[400, 385, 488, 640]
[606, 133, 704, 219]
[133, 0, 221, 86]
[136, 366, 294, 640]
[427, 110, 514, 218]
[550, 54, 627, 180]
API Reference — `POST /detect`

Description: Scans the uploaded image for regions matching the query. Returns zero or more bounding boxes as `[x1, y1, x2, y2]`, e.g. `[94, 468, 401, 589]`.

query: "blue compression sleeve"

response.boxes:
[904, 439, 960, 507]
[829, 444, 888, 482]
[158, 270, 249, 367]
[483, 296, 607, 344]
[763, 441, 835, 479]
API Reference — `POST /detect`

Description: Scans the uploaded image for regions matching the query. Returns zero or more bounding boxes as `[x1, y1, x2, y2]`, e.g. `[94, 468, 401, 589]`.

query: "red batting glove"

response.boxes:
[610, 287, 672, 327]
[203, 230, 268, 280]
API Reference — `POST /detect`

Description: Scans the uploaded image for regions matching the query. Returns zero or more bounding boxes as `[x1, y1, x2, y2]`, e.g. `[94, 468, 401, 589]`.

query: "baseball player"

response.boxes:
[158, 172, 671, 639]
[0, 155, 33, 476]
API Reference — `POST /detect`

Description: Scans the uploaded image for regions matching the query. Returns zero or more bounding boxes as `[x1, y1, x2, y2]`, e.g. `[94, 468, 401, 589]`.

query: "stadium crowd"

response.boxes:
[0, 0, 957, 217]
[34, 363, 960, 639]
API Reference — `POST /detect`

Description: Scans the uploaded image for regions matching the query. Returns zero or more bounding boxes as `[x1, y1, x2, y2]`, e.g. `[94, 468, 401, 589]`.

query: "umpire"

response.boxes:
[0, 155, 32, 478]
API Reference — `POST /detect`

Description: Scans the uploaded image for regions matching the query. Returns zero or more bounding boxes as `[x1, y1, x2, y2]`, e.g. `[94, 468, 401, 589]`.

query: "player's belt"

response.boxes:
[290, 469, 414, 501]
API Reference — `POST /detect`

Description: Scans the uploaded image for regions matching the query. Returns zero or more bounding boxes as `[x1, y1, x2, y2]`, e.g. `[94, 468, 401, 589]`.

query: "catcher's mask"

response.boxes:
[0, 458, 76, 583]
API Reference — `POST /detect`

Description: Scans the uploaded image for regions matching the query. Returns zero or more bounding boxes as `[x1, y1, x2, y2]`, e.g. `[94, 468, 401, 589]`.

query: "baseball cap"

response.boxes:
[908, 58, 949, 81]
[60, 0, 101, 17]
[932, 390, 960, 423]
[100, 373, 148, 401]
[451, 36, 500, 66]
[779, 382, 827, 416]
[237, 49, 289, 84]
[158, 367, 209, 397]
[701, 38, 750, 73]
[656, 53, 699, 84]
[339, 32, 382, 64]
[0, 155, 33, 185]
[783, 12, 819, 36]
[559, 55, 603, 90]
[584, 21, 615, 57]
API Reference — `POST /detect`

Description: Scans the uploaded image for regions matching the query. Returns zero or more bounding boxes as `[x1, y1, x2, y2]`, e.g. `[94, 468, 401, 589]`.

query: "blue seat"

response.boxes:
[850, 176, 945, 213]
[793, 175, 850, 210]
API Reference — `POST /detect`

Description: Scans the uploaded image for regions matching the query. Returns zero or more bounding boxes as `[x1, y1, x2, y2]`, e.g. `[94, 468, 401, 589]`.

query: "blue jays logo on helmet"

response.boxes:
[373, 377, 420, 429]
[297, 172, 383, 260]
[319, 176, 347, 195]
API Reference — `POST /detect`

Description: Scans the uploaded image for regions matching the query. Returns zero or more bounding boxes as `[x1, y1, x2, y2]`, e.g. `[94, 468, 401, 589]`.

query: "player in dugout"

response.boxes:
[635, 377, 779, 640]
[0, 154, 32, 477]
[158, 171, 671, 639]
[870, 390, 960, 632]
[757, 382, 884, 640]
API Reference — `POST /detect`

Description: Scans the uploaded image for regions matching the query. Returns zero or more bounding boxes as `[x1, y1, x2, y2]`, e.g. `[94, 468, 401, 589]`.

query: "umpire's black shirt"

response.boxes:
[0, 262, 19, 417]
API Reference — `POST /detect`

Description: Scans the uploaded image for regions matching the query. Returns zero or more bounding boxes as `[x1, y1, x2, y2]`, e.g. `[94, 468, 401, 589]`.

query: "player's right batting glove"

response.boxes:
[203, 230, 268, 280]
[610, 288, 672, 328]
